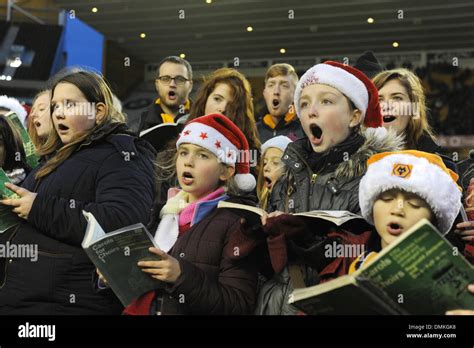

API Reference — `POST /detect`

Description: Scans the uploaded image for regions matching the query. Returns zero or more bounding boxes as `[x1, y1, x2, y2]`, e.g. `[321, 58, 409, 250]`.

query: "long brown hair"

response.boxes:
[188, 68, 261, 154]
[372, 68, 435, 150]
[35, 69, 125, 179]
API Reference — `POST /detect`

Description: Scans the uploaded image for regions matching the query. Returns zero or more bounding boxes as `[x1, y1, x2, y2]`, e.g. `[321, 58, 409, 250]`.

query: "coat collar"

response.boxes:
[191, 194, 229, 225]
[283, 128, 405, 180]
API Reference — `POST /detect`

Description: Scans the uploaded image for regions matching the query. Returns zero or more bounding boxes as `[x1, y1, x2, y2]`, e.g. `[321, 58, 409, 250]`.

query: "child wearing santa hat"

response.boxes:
[350, 150, 463, 273]
[106, 113, 258, 315]
[268, 61, 404, 214]
[257, 135, 293, 211]
[251, 61, 404, 315]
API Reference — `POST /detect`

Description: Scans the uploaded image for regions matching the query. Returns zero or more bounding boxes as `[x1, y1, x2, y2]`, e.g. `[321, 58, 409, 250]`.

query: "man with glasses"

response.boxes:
[138, 56, 193, 132]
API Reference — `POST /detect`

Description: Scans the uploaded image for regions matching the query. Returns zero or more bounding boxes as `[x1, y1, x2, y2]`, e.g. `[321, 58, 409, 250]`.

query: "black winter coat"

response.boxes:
[258, 129, 403, 315]
[0, 123, 156, 315]
[135, 101, 189, 133]
[269, 129, 404, 214]
[414, 132, 458, 175]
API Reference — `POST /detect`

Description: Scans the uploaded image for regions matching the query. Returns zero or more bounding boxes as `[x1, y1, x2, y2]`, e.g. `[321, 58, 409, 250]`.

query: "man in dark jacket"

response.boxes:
[130, 56, 193, 133]
[257, 64, 304, 143]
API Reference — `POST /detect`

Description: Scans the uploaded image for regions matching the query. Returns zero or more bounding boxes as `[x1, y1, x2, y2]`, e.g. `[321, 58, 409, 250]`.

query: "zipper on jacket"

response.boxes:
[307, 173, 318, 210]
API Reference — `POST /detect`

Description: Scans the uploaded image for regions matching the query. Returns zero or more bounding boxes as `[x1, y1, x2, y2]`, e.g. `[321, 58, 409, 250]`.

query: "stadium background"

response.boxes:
[1, 0, 473, 156]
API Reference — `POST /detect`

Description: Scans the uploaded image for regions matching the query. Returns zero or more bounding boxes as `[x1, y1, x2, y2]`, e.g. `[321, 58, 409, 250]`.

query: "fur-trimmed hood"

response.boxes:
[335, 127, 405, 180]
[283, 127, 404, 180]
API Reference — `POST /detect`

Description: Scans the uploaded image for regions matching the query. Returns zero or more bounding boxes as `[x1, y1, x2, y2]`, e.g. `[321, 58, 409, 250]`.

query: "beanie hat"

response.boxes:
[176, 113, 256, 191]
[0, 95, 28, 127]
[261, 135, 293, 154]
[354, 51, 383, 79]
[359, 150, 462, 234]
[294, 61, 383, 128]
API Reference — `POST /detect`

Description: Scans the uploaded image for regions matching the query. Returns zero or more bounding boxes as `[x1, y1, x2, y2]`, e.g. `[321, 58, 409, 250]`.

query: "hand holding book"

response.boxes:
[138, 247, 182, 283]
[0, 169, 22, 233]
[1, 182, 37, 220]
[82, 211, 165, 306]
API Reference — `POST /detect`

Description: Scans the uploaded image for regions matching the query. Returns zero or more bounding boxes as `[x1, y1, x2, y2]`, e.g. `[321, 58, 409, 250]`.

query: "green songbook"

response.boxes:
[0, 168, 21, 233]
[289, 219, 474, 315]
[5, 111, 40, 169]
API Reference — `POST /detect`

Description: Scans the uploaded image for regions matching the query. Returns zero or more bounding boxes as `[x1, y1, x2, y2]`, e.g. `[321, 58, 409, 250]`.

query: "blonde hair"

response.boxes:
[256, 148, 285, 211]
[256, 163, 271, 211]
[28, 89, 50, 149]
[35, 70, 126, 179]
[265, 63, 298, 87]
[372, 68, 435, 150]
[466, 190, 474, 214]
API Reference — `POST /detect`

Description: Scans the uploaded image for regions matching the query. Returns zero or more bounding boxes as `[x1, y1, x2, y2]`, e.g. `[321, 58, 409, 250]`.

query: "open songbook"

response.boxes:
[82, 211, 164, 307]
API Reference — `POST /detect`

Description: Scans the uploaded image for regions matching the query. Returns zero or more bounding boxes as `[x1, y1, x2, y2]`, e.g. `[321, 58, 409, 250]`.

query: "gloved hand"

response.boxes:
[224, 218, 265, 260]
[263, 214, 309, 273]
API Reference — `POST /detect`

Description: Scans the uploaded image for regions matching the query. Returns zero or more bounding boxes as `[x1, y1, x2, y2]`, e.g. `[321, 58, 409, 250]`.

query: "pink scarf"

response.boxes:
[178, 187, 225, 227]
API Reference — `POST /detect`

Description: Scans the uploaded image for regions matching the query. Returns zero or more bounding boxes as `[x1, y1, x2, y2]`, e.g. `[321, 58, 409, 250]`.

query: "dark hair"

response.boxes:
[157, 56, 193, 80]
[0, 116, 29, 171]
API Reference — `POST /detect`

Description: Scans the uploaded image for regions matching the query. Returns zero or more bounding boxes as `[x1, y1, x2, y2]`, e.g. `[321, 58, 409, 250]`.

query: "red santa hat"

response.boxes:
[294, 61, 383, 128]
[176, 113, 256, 192]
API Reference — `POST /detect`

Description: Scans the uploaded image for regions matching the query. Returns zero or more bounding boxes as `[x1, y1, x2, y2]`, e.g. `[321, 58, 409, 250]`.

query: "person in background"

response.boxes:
[28, 90, 52, 149]
[257, 63, 304, 142]
[150, 67, 262, 232]
[257, 135, 292, 211]
[188, 67, 261, 160]
[135, 56, 193, 133]
[373, 68, 442, 154]
[0, 116, 30, 184]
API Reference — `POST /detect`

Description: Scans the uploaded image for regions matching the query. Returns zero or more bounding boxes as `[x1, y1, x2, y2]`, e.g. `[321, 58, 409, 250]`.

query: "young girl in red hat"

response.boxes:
[106, 113, 259, 315]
